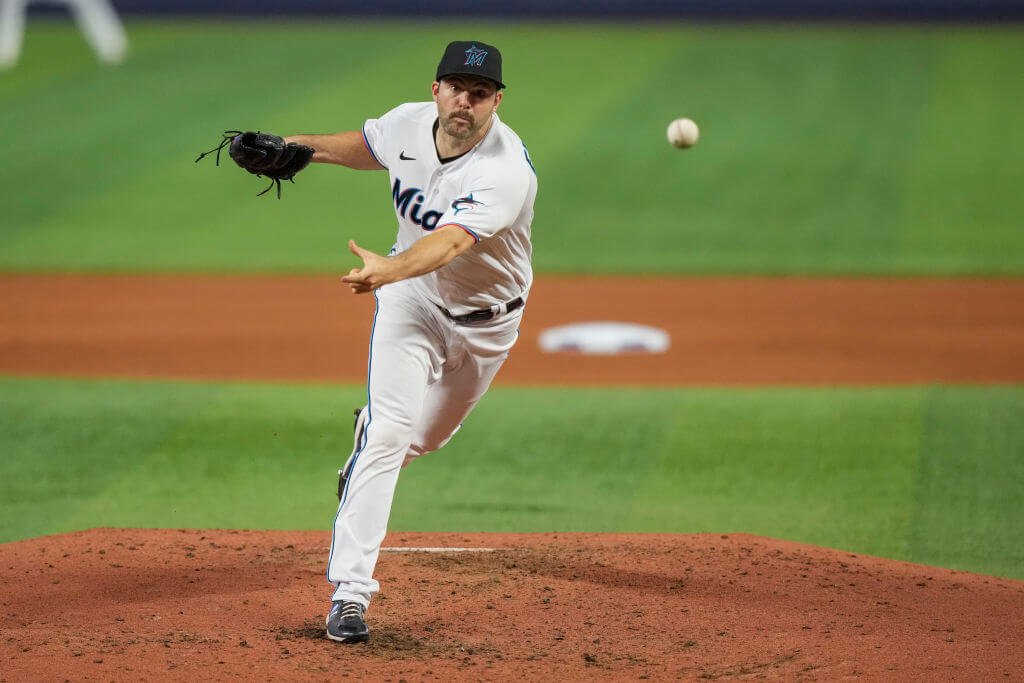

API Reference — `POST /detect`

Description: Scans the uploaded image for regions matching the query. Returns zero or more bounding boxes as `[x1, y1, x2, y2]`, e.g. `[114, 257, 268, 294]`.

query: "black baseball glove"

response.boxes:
[195, 130, 315, 199]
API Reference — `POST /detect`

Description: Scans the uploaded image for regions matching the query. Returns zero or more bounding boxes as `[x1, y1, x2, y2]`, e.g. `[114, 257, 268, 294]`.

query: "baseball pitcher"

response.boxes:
[205, 40, 536, 643]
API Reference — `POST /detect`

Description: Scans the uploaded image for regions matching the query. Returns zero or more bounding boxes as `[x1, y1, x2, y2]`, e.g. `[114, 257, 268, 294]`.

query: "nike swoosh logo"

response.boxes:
[399, 151, 416, 161]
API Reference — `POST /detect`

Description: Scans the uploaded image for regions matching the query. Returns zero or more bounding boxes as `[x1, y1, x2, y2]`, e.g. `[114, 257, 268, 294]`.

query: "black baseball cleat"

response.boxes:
[326, 600, 370, 643]
[338, 406, 368, 501]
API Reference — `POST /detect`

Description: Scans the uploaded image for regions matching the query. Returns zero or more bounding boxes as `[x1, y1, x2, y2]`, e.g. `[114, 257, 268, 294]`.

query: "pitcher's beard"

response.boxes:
[441, 114, 478, 140]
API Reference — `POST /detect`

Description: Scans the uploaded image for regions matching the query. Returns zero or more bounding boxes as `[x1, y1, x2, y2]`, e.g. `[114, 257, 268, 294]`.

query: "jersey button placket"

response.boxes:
[424, 173, 436, 202]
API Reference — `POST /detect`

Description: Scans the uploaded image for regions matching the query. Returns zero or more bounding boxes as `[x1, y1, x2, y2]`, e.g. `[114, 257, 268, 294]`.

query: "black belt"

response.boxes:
[437, 296, 524, 324]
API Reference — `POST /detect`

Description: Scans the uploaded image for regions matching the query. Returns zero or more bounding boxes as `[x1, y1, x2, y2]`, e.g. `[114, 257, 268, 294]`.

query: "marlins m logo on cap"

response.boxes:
[464, 45, 488, 67]
[436, 40, 505, 89]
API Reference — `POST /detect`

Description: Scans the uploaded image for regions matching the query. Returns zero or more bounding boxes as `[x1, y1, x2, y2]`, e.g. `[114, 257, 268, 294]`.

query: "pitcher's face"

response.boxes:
[433, 76, 502, 141]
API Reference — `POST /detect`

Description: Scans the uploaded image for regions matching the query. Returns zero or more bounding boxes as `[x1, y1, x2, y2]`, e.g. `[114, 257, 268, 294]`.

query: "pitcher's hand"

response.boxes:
[341, 240, 395, 294]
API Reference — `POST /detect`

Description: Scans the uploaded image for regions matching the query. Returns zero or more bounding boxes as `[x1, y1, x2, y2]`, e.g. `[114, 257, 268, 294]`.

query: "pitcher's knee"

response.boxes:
[401, 450, 423, 468]
[430, 421, 462, 452]
[407, 422, 462, 461]
[418, 435, 453, 455]
[398, 439, 442, 469]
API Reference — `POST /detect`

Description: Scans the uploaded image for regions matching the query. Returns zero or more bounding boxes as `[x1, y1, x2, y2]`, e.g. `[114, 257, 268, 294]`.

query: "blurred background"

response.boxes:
[1, 1, 1022, 579]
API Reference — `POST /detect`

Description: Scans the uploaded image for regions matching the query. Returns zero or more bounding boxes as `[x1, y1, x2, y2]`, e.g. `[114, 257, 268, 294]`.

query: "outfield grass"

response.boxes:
[2, 376, 1021, 579]
[1, 21, 1021, 274]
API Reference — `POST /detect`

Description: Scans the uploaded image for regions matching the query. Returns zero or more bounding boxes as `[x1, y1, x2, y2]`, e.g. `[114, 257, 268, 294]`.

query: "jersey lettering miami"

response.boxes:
[361, 102, 538, 316]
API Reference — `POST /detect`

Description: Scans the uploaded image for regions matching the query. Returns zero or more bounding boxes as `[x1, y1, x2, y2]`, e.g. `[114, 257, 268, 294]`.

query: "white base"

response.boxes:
[538, 321, 671, 354]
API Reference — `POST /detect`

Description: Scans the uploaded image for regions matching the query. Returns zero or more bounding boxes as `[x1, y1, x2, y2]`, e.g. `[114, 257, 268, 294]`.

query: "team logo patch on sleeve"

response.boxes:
[452, 194, 485, 215]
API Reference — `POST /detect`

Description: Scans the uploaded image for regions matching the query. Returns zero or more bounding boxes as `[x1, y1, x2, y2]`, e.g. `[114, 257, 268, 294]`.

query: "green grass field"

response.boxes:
[1, 21, 1022, 274]
[1, 20, 1021, 582]
[1, 377, 1021, 579]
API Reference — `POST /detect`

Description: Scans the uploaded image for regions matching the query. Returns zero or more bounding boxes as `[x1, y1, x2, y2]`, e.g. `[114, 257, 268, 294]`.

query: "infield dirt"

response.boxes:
[2, 273, 1024, 385]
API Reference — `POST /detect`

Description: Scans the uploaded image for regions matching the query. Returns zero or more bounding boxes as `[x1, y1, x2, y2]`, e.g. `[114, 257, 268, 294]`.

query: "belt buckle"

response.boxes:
[444, 297, 521, 325]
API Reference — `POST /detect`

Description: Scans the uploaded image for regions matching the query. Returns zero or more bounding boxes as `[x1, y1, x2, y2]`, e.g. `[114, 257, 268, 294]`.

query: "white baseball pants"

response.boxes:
[326, 278, 522, 607]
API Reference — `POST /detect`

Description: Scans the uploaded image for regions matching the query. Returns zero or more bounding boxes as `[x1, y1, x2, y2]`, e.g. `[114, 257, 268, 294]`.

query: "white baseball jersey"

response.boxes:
[361, 102, 537, 315]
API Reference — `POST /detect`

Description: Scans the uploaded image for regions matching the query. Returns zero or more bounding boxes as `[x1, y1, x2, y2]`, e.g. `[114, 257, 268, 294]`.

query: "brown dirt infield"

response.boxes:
[2, 528, 1022, 681]
[2, 273, 1024, 385]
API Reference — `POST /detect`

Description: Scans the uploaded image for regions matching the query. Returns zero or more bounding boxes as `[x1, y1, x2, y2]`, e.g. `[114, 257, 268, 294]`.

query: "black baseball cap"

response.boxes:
[435, 41, 505, 90]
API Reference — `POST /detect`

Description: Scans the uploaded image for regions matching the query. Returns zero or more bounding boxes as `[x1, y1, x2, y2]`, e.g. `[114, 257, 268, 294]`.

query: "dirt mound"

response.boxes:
[2, 528, 1022, 679]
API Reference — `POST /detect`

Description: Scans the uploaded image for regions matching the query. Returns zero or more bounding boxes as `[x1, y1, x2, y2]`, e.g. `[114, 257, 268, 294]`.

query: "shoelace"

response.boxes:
[339, 603, 363, 620]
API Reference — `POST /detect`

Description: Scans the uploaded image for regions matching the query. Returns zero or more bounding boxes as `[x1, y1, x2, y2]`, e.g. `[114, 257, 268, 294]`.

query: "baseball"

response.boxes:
[667, 117, 699, 149]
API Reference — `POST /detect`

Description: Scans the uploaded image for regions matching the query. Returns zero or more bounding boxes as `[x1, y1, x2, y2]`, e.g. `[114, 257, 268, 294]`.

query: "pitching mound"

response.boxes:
[2, 529, 1022, 680]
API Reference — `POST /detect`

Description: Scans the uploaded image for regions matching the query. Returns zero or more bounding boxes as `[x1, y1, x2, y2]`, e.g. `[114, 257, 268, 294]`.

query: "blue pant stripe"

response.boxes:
[326, 289, 381, 584]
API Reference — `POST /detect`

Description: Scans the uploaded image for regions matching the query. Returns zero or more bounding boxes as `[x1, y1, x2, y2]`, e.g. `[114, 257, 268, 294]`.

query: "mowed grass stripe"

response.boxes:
[895, 32, 1024, 270]
[907, 387, 1024, 575]
[0, 378, 222, 543]
[537, 28, 940, 273]
[1, 23, 415, 268]
[1, 23, 1022, 274]
[618, 388, 925, 562]
[1, 376, 1020, 579]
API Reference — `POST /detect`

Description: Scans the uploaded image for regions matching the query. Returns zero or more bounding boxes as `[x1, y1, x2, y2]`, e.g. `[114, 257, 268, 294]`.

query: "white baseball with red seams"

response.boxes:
[326, 101, 538, 608]
[667, 117, 699, 149]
